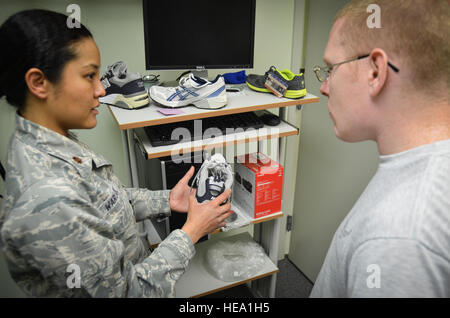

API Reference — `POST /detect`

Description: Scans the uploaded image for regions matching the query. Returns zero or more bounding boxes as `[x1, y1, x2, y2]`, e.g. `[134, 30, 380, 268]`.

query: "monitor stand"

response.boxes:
[161, 69, 209, 87]
[191, 69, 208, 80]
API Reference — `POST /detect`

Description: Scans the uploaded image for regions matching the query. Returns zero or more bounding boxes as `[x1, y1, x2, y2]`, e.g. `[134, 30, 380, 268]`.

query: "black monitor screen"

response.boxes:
[143, 0, 256, 70]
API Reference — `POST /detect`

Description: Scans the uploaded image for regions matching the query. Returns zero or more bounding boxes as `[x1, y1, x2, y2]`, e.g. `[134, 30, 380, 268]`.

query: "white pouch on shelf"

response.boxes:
[204, 239, 266, 282]
[221, 203, 252, 232]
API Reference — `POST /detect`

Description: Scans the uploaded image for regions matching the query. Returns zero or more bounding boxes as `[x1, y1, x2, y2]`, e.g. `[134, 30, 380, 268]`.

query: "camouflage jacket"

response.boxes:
[0, 113, 195, 297]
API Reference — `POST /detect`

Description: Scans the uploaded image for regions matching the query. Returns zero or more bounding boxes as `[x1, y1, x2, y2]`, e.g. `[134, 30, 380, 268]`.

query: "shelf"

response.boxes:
[145, 205, 284, 248]
[134, 119, 299, 159]
[175, 232, 279, 298]
[210, 206, 283, 235]
[111, 84, 320, 298]
[107, 87, 319, 130]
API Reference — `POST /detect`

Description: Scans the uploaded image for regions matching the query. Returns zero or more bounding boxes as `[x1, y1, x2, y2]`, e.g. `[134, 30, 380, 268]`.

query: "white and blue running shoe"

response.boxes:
[149, 73, 227, 109]
[191, 153, 233, 205]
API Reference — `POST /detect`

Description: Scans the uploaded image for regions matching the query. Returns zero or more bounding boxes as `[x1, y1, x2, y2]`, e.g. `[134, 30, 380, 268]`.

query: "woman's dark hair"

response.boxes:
[0, 9, 92, 108]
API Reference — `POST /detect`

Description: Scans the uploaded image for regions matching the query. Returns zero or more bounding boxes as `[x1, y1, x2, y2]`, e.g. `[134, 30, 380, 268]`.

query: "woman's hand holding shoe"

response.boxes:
[181, 188, 232, 244]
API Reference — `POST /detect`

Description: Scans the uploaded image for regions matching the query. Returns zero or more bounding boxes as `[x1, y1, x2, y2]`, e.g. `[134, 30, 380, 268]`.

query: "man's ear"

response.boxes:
[24, 68, 50, 100]
[368, 48, 389, 97]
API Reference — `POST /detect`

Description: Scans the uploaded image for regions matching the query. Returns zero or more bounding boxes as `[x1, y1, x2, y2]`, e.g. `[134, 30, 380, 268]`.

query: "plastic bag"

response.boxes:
[205, 239, 267, 282]
[221, 206, 252, 232]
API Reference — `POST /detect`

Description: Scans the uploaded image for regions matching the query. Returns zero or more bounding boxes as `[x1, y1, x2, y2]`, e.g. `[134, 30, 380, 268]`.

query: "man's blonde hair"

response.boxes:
[335, 0, 449, 93]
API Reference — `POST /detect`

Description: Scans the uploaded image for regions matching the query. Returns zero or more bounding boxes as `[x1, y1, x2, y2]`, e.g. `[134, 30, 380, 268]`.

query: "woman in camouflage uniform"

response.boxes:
[0, 9, 232, 297]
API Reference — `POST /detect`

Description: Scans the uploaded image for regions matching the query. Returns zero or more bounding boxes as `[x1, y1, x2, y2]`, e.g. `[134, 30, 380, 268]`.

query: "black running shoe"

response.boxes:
[246, 66, 307, 99]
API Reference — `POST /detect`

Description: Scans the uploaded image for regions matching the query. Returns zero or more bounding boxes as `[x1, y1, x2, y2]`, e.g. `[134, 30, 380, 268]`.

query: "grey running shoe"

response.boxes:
[99, 61, 149, 109]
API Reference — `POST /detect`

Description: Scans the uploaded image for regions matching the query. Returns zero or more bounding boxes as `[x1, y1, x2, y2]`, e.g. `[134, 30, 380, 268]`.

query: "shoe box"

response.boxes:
[233, 152, 283, 219]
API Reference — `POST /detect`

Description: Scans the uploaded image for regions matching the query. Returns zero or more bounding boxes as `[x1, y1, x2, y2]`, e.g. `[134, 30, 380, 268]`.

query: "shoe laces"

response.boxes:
[190, 155, 232, 194]
[179, 73, 209, 90]
[209, 165, 229, 183]
[104, 61, 128, 79]
[264, 66, 277, 77]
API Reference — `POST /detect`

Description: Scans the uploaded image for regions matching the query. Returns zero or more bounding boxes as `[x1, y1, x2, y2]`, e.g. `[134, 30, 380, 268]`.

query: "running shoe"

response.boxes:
[149, 73, 227, 109]
[246, 66, 307, 99]
[191, 153, 233, 205]
[99, 61, 149, 109]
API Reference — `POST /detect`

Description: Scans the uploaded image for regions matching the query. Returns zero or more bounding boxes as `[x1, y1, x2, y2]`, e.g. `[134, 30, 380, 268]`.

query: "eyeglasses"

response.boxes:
[313, 54, 399, 83]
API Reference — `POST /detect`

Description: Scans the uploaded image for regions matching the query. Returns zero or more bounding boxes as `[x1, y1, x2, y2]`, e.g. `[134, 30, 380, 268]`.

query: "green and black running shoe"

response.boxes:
[246, 66, 307, 99]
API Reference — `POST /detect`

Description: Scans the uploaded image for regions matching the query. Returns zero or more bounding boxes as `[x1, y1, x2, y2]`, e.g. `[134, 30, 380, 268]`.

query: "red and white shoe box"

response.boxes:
[233, 153, 283, 219]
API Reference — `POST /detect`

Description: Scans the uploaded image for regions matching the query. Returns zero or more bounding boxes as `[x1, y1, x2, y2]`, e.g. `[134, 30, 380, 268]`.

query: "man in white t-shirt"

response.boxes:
[310, 0, 450, 297]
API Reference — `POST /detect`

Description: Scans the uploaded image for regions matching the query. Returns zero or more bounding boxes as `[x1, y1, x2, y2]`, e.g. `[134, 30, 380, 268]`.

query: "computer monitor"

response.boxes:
[142, 0, 256, 78]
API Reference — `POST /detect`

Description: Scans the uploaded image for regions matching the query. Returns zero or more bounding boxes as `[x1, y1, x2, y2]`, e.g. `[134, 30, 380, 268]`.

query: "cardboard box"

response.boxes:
[233, 153, 283, 219]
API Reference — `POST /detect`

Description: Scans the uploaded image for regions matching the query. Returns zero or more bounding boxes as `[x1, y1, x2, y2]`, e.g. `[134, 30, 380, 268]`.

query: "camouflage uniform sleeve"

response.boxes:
[126, 229, 195, 297]
[125, 188, 172, 222]
[1, 179, 194, 297]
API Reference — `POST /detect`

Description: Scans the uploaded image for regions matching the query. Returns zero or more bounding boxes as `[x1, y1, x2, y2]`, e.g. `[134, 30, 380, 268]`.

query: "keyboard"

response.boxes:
[144, 111, 265, 147]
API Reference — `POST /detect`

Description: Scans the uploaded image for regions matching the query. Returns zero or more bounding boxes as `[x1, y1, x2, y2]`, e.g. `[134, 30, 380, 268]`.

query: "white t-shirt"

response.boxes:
[310, 139, 450, 297]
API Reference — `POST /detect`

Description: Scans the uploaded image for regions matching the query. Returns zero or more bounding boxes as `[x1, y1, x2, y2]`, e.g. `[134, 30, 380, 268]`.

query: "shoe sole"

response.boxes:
[100, 92, 149, 109]
[284, 88, 307, 99]
[246, 81, 306, 99]
[150, 90, 228, 109]
[246, 81, 271, 93]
